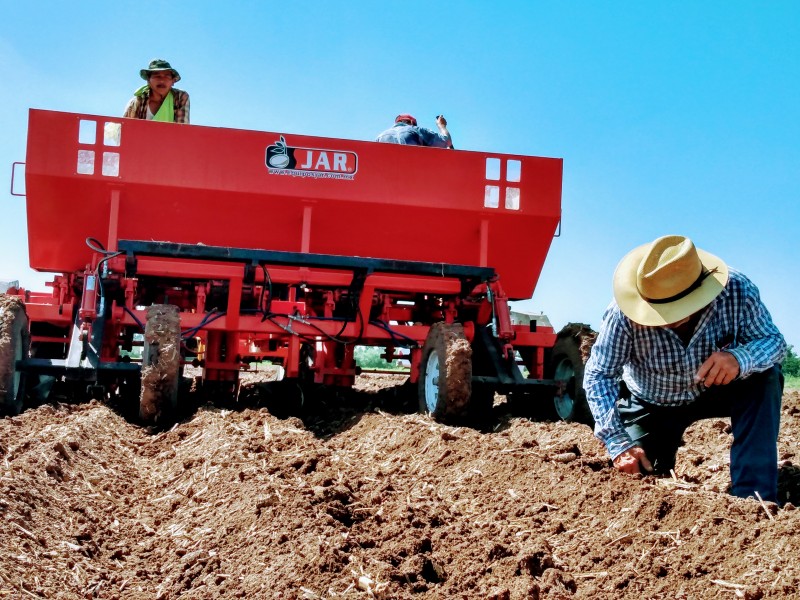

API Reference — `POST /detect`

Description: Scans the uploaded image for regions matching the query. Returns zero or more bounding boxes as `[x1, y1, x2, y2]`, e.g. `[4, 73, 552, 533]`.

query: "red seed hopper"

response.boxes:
[1, 109, 593, 424]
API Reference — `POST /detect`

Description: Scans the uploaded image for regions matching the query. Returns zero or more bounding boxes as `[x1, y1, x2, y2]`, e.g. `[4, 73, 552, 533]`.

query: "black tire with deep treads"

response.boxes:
[546, 323, 597, 425]
[139, 304, 181, 423]
[0, 295, 30, 416]
[418, 322, 472, 422]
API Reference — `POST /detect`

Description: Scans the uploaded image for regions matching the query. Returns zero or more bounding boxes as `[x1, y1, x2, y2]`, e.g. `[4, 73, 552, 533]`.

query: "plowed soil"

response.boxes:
[2, 374, 799, 599]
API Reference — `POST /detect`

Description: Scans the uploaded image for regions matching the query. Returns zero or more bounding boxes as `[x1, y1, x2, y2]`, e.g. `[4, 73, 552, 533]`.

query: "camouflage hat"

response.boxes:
[140, 59, 181, 82]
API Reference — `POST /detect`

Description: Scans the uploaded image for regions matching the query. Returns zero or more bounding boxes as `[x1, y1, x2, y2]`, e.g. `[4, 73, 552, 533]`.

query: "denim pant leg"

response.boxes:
[617, 396, 692, 475]
[695, 365, 783, 502]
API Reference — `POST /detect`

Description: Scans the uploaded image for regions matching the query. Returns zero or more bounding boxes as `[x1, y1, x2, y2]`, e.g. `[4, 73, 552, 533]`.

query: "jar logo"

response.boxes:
[266, 135, 358, 180]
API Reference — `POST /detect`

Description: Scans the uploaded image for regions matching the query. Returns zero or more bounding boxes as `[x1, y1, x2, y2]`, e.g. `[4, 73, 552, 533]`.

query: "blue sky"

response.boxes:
[1, 1, 798, 348]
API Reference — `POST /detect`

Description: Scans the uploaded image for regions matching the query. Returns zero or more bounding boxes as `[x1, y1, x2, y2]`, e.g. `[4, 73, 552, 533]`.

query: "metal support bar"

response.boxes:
[118, 240, 496, 282]
[473, 325, 524, 386]
[348, 267, 371, 298]
[472, 375, 557, 391]
[16, 358, 140, 377]
[65, 321, 95, 371]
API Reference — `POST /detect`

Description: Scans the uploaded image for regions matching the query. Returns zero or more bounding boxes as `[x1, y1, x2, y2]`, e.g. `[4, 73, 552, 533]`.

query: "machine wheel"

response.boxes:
[418, 322, 472, 422]
[139, 304, 181, 423]
[0, 295, 30, 415]
[547, 323, 597, 425]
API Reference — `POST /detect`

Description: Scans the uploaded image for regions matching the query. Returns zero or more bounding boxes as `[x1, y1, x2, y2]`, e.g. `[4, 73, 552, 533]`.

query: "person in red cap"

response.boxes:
[583, 235, 786, 502]
[123, 59, 190, 123]
[375, 114, 453, 148]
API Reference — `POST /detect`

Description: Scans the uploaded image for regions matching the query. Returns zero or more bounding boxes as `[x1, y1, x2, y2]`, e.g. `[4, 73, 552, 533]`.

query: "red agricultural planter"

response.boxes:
[2, 109, 592, 424]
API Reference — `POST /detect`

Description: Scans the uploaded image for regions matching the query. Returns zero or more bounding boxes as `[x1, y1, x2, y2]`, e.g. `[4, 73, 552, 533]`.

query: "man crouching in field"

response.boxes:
[583, 235, 786, 502]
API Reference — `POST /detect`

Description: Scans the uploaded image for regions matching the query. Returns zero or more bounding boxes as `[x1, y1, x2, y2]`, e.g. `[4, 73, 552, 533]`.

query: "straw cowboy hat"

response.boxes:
[140, 59, 181, 82]
[613, 235, 729, 326]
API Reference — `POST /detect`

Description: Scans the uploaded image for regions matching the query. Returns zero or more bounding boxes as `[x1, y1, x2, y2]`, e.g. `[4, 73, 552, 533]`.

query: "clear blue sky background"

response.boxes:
[2, 2, 798, 348]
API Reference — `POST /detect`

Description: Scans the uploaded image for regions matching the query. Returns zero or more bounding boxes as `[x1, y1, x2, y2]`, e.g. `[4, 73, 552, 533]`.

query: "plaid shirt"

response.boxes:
[123, 87, 190, 123]
[584, 269, 787, 459]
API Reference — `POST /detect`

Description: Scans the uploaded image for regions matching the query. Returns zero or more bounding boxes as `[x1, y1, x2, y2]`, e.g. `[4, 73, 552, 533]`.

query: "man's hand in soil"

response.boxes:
[695, 351, 740, 387]
[613, 446, 653, 475]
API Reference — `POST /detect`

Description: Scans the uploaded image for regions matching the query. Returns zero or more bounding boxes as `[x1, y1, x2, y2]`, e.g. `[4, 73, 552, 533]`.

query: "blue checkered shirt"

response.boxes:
[583, 269, 787, 459]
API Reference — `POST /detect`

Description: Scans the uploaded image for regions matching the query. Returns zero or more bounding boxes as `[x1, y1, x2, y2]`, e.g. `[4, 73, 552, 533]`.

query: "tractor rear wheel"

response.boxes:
[139, 304, 181, 424]
[547, 323, 597, 425]
[419, 322, 472, 422]
[0, 295, 30, 415]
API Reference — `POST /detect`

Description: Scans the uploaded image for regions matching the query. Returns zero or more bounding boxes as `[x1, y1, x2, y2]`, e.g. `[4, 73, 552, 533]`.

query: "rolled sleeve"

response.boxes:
[417, 127, 451, 148]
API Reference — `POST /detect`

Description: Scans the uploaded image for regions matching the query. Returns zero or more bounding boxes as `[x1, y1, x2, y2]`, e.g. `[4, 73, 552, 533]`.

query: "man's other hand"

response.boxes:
[695, 351, 740, 386]
[613, 446, 653, 475]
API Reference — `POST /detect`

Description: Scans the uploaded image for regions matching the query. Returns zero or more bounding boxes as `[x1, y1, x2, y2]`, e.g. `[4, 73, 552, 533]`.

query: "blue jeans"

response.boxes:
[618, 365, 783, 502]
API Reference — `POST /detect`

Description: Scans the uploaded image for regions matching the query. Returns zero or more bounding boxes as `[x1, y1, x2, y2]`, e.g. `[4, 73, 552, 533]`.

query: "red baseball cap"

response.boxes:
[395, 114, 417, 126]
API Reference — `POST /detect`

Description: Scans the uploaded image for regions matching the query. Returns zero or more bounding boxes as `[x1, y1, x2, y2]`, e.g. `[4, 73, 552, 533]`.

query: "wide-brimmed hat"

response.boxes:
[140, 59, 181, 82]
[613, 235, 729, 326]
[395, 114, 417, 126]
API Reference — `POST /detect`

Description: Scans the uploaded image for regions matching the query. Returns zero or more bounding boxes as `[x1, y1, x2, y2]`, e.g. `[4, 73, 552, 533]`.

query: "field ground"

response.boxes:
[1, 374, 799, 599]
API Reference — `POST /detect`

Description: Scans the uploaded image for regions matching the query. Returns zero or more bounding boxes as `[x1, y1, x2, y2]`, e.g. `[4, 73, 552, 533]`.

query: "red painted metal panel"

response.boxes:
[25, 109, 562, 299]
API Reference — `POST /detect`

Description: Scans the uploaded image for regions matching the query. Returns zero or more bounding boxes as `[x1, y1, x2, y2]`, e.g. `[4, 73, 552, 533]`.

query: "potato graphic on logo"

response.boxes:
[268, 136, 291, 169]
[269, 153, 290, 168]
